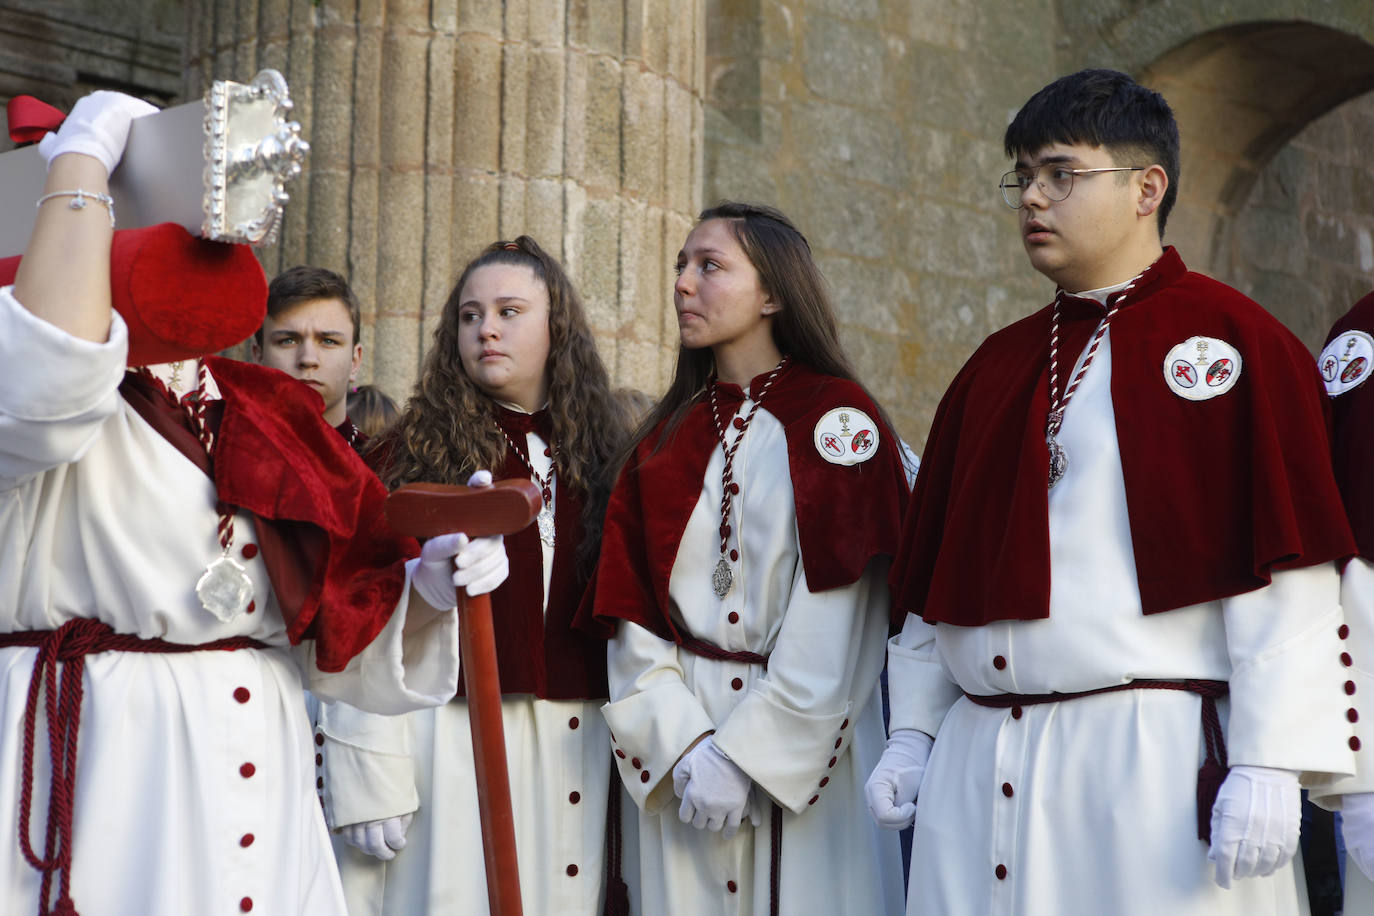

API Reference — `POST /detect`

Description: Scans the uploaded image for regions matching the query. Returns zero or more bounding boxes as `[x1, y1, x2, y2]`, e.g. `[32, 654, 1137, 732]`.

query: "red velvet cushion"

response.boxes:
[0, 222, 266, 366]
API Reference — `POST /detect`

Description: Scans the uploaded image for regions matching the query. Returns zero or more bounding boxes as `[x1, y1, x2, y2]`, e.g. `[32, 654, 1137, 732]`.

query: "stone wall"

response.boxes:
[704, 0, 1374, 448]
[185, 0, 706, 404]
[0, 0, 183, 114]
[1223, 90, 1374, 352]
[703, 0, 1057, 449]
[5, 1, 1374, 449]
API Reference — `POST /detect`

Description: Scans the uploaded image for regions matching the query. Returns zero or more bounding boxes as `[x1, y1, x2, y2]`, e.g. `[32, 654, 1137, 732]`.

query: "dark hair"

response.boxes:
[346, 384, 400, 439]
[258, 266, 363, 346]
[372, 236, 629, 569]
[625, 201, 901, 466]
[1004, 69, 1180, 236]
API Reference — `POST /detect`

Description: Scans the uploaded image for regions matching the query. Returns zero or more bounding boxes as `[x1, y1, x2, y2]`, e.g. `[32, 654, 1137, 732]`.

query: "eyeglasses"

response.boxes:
[998, 165, 1144, 209]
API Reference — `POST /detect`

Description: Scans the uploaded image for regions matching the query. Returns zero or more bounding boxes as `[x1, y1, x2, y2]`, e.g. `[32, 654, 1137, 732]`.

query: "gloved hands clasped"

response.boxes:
[865, 728, 933, 830]
[410, 470, 510, 610]
[673, 735, 758, 838]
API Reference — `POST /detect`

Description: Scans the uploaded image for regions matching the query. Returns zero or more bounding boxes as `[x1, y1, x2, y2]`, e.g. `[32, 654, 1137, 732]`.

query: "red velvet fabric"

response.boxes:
[585, 362, 910, 642]
[206, 357, 417, 672]
[1325, 291, 1374, 559]
[5, 95, 64, 143]
[368, 409, 608, 699]
[892, 248, 1354, 628]
[0, 223, 266, 367]
[451, 408, 607, 700]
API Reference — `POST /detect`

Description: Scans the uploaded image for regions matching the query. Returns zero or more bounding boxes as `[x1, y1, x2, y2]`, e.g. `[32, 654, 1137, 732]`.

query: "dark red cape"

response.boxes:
[892, 248, 1354, 628]
[585, 363, 910, 642]
[1325, 291, 1374, 559]
[369, 409, 608, 700]
[121, 358, 417, 672]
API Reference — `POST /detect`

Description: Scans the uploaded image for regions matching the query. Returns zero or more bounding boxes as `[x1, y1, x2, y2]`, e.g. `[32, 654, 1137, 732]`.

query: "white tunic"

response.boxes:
[323, 425, 638, 916]
[891, 306, 1357, 916]
[604, 396, 905, 916]
[0, 288, 459, 916]
[1312, 556, 1374, 907]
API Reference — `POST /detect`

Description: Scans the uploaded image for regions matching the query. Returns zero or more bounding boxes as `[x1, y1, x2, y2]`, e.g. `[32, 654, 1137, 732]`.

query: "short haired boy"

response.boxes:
[251, 265, 366, 449]
[871, 69, 1359, 914]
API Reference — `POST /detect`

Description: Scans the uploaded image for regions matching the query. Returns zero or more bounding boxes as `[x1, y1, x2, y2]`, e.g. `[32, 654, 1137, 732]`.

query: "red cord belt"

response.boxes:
[963, 678, 1230, 843]
[0, 618, 267, 916]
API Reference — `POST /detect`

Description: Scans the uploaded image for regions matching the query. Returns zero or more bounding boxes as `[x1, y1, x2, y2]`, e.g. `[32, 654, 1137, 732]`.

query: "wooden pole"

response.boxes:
[386, 479, 540, 916]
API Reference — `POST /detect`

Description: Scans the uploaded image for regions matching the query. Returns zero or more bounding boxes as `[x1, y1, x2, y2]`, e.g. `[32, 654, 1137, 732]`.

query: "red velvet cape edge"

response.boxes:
[584, 362, 910, 642]
[891, 248, 1355, 629]
[456, 425, 607, 701]
[369, 414, 608, 701]
[206, 357, 418, 672]
[1325, 290, 1374, 560]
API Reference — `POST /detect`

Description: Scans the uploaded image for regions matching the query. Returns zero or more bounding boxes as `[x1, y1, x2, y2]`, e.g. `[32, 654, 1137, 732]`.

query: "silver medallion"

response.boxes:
[711, 556, 733, 599]
[196, 553, 254, 622]
[537, 506, 556, 548]
[1047, 437, 1069, 489]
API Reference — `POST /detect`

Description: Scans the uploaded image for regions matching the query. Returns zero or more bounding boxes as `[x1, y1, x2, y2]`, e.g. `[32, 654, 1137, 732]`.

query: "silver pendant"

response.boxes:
[196, 553, 254, 622]
[537, 506, 556, 547]
[711, 556, 733, 599]
[1047, 437, 1069, 489]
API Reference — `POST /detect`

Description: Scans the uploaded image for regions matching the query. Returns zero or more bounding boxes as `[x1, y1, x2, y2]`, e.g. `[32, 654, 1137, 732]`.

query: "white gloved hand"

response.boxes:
[1207, 765, 1300, 889]
[409, 470, 509, 608]
[38, 90, 158, 175]
[1341, 791, 1374, 882]
[673, 736, 754, 838]
[865, 728, 933, 830]
[341, 813, 414, 861]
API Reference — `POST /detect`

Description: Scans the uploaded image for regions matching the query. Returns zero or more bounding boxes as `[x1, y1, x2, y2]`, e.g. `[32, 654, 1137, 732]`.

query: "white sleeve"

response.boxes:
[711, 558, 891, 814]
[1312, 556, 1374, 806]
[886, 612, 961, 737]
[316, 700, 420, 829]
[0, 285, 128, 487]
[301, 558, 461, 714]
[603, 620, 718, 814]
[1222, 563, 1357, 784]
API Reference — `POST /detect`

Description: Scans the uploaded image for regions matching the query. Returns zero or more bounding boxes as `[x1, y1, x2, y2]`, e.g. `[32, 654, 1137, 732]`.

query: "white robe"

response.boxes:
[322, 425, 638, 916]
[890, 309, 1358, 916]
[0, 287, 459, 916]
[1312, 556, 1374, 908]
[604, 397, 905, 916]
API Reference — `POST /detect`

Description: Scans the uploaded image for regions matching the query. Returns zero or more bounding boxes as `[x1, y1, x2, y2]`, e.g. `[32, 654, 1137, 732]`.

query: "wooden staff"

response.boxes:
[386, 479, 541, 916]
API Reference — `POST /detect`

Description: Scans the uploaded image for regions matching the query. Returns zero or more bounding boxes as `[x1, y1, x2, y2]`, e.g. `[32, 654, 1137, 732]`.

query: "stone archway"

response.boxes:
[1138, 22, 1374, 277]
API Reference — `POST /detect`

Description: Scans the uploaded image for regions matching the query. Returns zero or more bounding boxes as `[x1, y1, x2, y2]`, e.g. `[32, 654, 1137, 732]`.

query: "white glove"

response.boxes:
[865, 728, 933, 830]
[341, 813, 413, 861]
[409, 471, 509, 609]
[1342, 791, 1374, 882]
[673, 736, 754, 838]
[1207, 765, 1300, 889]
[38, 91, 158, 175]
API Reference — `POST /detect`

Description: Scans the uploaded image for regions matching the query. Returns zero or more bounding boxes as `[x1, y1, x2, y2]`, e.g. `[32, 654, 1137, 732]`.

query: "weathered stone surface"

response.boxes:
[801, 14, 884, 102]
[11, 0, 1374, 448]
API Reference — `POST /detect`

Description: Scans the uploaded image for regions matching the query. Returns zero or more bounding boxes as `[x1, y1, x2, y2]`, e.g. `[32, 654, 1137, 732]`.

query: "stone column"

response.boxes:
[186, 0, 705, 400]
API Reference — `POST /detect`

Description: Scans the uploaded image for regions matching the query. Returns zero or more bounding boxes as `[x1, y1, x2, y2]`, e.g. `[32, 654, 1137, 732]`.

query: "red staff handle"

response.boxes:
[386, 479, 541, 916]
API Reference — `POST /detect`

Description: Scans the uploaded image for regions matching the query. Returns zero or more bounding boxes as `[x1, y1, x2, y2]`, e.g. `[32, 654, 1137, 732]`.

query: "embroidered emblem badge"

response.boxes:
[1318, 330, 1374, 397]
[1162, 337, 1242, 401]
[813, 407, 879, 466]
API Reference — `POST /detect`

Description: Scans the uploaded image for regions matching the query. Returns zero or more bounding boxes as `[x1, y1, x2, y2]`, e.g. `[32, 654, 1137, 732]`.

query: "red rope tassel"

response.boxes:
[4, 619, 266, 916]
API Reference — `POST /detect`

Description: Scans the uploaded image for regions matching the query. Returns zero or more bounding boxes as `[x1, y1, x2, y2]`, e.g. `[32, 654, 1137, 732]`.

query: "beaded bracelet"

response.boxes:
[35, 188, 116, 228]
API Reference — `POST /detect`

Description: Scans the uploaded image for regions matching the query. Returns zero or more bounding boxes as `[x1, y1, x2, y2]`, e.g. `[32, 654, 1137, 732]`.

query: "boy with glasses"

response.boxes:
[871, 68, 1360, 914]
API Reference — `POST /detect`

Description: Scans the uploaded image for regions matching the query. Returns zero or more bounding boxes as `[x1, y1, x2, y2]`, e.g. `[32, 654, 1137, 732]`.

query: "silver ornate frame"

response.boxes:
[202, 69, 309, 245]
